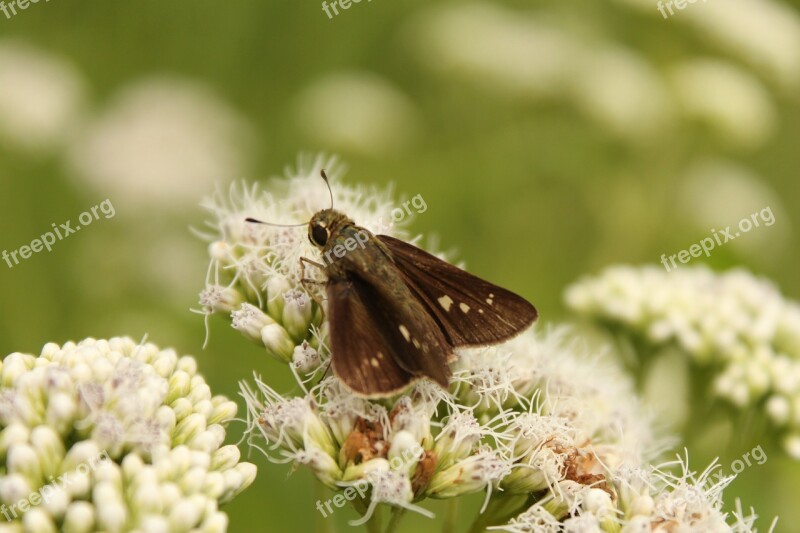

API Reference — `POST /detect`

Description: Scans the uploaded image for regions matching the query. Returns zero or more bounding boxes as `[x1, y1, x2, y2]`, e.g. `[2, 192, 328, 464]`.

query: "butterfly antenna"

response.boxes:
[245, 218, 306, 227]
[320, 169, 334, 209]
[246, 172, 334, 226]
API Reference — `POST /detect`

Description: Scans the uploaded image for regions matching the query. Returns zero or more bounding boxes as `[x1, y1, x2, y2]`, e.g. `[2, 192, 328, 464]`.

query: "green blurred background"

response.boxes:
[1, 0, 799, 531]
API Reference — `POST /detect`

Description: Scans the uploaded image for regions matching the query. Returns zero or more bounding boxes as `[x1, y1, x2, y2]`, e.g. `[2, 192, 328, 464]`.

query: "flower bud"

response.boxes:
[231, 304, 275, 344]
[30, 426, 66, 478]
[22, 509, 56, 533]
[0, 424, 29, 462]
[199, 285, 243, 315]
[266, 276, 292, 319]
[168, 495, 206, 531]
[388, 431, 422, 475]
[62, 501, 96, 533]
[282, 290, 314, 341]
[208, 400, 237, 425]
[7, 443, 42, 484]
[210, 445, 241, 471]
[261, 324, 295, 363]
[434, 412, 481, 468]
[292, 342, 321, 374]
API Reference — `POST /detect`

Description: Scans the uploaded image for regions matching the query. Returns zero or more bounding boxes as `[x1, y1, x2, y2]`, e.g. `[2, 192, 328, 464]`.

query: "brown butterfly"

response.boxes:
[248, 172, 537, 397]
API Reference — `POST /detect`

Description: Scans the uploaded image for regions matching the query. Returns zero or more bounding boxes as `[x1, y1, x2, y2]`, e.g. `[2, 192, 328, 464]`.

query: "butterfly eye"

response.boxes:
[310, 224, 329, 247]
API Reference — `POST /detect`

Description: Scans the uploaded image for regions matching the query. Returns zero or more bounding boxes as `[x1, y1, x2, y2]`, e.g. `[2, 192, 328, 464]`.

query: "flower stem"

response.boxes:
[442, 499, 458, 533]
[316, 484, 336, 533]
[385, 508, 406, 533]
[365, 505, 383, 533]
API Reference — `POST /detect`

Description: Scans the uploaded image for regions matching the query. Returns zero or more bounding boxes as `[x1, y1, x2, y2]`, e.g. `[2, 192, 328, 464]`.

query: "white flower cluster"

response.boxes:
[216, 169, 761, 531]
[566, 265, 800, 458]
[243, 327, 759, 531]
[566, 266, 800, 458]
[0, 337, 255, 532]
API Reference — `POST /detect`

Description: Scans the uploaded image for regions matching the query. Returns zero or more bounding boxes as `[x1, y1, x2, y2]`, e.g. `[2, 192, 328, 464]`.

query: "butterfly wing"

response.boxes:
[377, 234, 538, 347]
[326, 275, 415, 396]
[326, 231, 453, 396]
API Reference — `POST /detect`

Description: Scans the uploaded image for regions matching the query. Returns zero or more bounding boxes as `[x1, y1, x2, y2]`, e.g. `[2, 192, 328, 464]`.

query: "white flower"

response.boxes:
[0, 337, 254, 531]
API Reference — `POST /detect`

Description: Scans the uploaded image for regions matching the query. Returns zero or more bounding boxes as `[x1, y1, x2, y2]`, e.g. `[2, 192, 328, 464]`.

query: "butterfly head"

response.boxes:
[308, 209, 353, 249]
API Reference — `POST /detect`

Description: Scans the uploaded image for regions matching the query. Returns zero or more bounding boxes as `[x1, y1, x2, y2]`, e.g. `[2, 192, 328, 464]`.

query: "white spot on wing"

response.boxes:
[412, 339, 421, 349]
[459, 303, 471, 313]
[371, 358, 380, 367]
[399, 325, 411, 342]
[438, 295, 453, 312]
[486, 297, 494, 305]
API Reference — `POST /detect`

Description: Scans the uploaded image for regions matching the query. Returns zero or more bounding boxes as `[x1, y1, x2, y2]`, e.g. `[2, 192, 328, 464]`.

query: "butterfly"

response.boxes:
[248, 172, 538, 397]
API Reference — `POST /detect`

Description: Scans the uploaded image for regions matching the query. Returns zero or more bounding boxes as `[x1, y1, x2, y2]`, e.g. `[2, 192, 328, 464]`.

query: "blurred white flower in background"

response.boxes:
[67, 78, 254, 207]
[611, 0, 800, 92]
[668, 60, 777, 148]
[405, 3, 579, 100]
[570, 46, 674, 140]
[683, 0, 800, 91]
[408, 1, 800, 145]
[407, 3, 674, 140]
[677, 159, 790, 258]
[293, 73, 419, 157]
[0, 40, 87, 153]
[567, 265, 800, 458]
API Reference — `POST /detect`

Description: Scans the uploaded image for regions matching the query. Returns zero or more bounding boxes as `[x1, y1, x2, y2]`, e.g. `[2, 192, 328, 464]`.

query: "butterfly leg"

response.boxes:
[299, 257, 327, 305]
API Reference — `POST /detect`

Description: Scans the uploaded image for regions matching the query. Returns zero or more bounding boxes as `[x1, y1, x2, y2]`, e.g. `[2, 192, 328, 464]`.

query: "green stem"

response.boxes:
[365, 505, 383, 533]
[385, 508, 406, 533]
[442, 499, 458, 533]
[316, 484, 336, 533]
